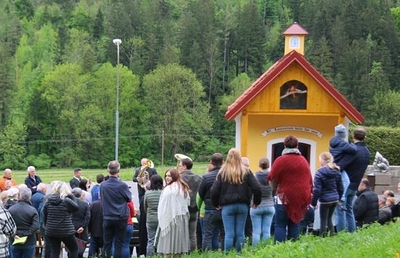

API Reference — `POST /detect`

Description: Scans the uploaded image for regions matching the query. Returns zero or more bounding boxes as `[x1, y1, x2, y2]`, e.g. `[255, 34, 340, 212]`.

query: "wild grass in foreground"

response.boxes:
[187, 222, 400, 258]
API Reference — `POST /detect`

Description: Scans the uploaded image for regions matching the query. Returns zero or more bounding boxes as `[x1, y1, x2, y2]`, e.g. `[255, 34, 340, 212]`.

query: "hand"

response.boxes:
[14, 235, 20, 239]
[216, 206, 221, 210]
[77, 227, 84, 234]
[313, 205, 318, 210]
[252, 204, 258, 209]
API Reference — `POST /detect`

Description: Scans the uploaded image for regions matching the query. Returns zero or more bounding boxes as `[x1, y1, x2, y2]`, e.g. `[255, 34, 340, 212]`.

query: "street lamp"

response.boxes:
[113, 38, 122, 161]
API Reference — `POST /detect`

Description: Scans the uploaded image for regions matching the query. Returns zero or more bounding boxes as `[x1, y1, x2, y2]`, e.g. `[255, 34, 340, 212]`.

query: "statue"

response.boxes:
[373, 151, 390, 173]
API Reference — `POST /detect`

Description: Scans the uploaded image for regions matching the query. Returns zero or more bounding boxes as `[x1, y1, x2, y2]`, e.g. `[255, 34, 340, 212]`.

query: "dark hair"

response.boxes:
[284, 135, 298, 148]
[79, 179, 88, 191]
[181, 158, 193, 170]
[361, 178, 370, 187]
[96, 174, 104, 184]
[353, 127, 366, 141]
[211, 153, 223, 167]
[74, 168, 82, 174]
[383, 190, 395, 197]
[259, 157, 270, 170]
[149, 175, 163, 190]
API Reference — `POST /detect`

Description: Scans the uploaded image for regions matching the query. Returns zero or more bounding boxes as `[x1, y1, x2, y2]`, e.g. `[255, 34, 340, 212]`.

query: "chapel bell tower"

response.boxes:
[283, 22, 308, 55]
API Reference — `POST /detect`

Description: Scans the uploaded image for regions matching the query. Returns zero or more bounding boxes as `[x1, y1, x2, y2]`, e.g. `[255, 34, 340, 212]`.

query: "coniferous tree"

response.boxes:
[93, 8, 104, 40]
[233, 2, 266, 78]
[308, 37, 334, 83]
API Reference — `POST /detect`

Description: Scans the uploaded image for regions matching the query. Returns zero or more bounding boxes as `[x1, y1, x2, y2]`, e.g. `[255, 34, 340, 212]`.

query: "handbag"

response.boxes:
[65, 235, 87, 256]
[76, 237, 87, 256]
[211, 209, 222, 225]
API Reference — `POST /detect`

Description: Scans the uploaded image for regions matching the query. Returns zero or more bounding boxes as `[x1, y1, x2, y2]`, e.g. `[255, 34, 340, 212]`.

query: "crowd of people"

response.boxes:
[0, 125, 400, 258]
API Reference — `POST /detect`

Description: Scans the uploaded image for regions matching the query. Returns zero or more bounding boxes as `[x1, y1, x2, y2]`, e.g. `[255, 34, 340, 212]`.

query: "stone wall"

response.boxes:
[365, 165, 400, 194]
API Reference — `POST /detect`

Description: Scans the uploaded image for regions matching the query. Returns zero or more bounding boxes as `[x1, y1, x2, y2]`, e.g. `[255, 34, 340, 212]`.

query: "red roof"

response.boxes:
[225, 50, 364, 123]
[282, 22, 308, 35]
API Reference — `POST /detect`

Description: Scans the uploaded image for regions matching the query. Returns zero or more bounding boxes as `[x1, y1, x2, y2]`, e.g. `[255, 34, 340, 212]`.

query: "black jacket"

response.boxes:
[24, 175, 42, 195]
[210, 171, 261, 207]
[198, 167, 220, 210]
[88, 200, 103, 237]
[72, 199, 90, 241]
[8, 201, 39, 246]
[43, 194, 79, 237]
[354, 188, 378, 227]
[346, 142, 371, 191]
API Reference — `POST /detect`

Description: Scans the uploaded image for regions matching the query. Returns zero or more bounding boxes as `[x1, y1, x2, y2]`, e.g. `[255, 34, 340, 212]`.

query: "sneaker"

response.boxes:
[338, 201, 347, 211]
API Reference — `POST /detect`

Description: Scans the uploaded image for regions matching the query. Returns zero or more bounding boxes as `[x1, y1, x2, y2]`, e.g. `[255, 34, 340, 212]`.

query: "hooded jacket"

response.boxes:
[312, 166, 343, 206]
[329, 136, 357, 171]
[43, 194, 79, 237]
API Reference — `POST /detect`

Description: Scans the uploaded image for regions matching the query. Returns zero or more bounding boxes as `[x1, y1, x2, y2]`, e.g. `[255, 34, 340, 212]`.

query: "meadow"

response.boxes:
[12, 163, 210, 184]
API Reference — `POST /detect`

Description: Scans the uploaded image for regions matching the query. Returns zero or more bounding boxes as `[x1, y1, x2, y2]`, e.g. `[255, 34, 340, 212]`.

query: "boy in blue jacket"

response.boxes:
[329, 124, 357, 210]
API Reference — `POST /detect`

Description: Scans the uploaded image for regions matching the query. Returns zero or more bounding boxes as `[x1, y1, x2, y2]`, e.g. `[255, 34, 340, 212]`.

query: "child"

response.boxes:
[329, 124, 356, 210]
[312, 152, 343, 236]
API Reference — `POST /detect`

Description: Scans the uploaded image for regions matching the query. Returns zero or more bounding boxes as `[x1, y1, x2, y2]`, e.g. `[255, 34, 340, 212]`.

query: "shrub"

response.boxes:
[26, 154, 51, 169]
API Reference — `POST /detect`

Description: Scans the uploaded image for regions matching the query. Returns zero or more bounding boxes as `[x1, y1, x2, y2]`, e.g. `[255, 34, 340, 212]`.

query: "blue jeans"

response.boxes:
[202, 210, 221, 251]
[339, 171, 350, 203]
[250, 205, 275, 245]
[8, 243, 13, 258]
[335, 188, 357, 233]
[122, 224, 133, 258]
[274, 203, 300, 243]
[221, 203, 248, 253]
[88, 236, 103, 257]
[103, 219, 127, 258]
[11, 244, 35, 258]
[146, 222, 158, 256]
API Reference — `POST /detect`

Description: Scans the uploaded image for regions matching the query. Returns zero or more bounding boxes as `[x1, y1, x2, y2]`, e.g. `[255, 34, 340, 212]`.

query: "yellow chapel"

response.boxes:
[225, 22, 364, 174]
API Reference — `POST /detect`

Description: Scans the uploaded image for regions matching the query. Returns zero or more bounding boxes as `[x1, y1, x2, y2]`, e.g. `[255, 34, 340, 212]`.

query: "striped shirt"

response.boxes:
[144, 190, 162, 224]
[0, 206, 16, 258]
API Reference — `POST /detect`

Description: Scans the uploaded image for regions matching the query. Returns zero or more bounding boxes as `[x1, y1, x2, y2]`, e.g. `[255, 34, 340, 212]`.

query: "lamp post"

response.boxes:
[113, 38, 122, 161]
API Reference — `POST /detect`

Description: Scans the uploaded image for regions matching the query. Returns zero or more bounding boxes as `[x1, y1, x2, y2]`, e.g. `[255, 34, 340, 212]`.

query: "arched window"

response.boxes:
[279, 80, 307, 109]
[289, 36, 300, 49]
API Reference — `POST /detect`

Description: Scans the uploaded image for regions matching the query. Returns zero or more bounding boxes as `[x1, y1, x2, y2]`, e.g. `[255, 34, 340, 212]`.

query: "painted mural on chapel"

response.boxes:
[279, 80, 307, 109]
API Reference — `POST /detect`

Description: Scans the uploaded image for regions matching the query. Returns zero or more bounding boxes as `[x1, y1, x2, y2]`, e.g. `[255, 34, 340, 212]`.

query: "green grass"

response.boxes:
[187, 222, 400, 258]
[11, 163, 210, 184]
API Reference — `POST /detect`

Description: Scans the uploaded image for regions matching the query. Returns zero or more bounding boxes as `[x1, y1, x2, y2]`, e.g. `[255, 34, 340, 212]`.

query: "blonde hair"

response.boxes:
[50, 181, 72, 199]
[217, 148, 247, 184]
[319, 152, 340, 170]
[386, 196, 395, 206]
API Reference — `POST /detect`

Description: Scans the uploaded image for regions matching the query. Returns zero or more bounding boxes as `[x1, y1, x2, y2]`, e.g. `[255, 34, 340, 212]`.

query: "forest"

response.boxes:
[1, 0, 400, 169]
